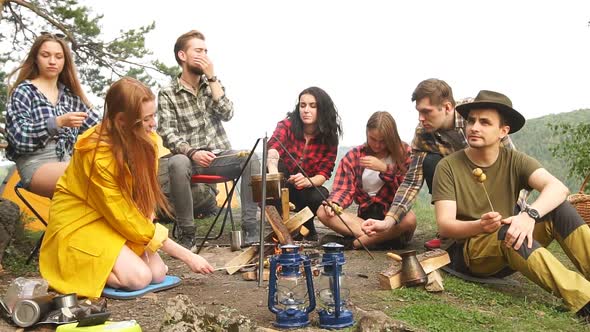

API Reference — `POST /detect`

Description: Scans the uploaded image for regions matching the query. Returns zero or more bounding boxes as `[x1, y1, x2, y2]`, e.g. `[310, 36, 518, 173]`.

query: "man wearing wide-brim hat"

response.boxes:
[361, 79, 526, 251]
[433, 89, 590, 319]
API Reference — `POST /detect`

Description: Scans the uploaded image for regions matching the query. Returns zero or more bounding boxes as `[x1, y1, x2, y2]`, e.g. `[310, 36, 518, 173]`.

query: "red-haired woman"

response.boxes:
[317, 111, 416, 249]
[5, 33, 100, 198]
[39, 77, 213, 298]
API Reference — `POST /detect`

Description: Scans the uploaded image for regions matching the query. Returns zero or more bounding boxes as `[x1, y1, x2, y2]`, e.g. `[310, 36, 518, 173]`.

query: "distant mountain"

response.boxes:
[511, 108, 590, 193]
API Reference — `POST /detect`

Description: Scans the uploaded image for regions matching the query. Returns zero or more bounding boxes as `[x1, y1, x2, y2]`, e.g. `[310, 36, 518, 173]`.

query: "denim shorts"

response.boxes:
[14, 143, 69, 189]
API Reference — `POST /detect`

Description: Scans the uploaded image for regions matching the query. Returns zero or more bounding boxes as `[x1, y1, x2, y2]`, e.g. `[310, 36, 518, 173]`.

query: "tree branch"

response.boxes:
[8, 0, 79, 50]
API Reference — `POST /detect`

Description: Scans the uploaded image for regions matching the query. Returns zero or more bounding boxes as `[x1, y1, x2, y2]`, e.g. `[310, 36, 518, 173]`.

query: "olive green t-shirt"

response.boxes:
[432, 147, 542, 222]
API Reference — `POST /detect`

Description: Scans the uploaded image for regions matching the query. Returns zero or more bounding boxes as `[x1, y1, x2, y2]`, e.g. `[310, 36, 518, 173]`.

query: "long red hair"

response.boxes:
[95, 77, 170, 218]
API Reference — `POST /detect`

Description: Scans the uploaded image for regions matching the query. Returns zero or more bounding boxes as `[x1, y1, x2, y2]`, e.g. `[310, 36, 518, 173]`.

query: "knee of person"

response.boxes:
[403, 213, 417, 229]
[126, 266, 153, 290]
[151, 265, 168, 284]
[168, 154, 192, 172]
[316, 206, 328, 223]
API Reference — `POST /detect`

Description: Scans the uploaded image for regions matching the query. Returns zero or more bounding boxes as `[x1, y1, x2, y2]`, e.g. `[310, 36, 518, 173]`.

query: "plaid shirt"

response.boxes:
[268, 119, 337, 179]
[157, 76, 234, 154]
[5, 81, 100, 161]
[387, 110, 527, 224]
[329, 143, 412, 214]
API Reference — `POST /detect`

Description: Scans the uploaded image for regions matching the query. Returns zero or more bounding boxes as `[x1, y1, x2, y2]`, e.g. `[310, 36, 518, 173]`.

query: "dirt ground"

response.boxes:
[0, 221, 430, 331]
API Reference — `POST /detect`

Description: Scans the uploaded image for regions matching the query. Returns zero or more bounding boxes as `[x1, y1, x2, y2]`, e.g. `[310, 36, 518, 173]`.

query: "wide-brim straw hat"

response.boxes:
[456, 90, 525, 134]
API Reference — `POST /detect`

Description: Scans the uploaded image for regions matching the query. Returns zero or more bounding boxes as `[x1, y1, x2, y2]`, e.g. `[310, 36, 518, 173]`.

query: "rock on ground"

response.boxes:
[160, 294, 258, 332]
[355, 309, 416, 332]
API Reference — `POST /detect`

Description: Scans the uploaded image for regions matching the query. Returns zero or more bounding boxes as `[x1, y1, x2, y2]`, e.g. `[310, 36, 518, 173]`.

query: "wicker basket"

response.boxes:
[568, 173, 590, 226]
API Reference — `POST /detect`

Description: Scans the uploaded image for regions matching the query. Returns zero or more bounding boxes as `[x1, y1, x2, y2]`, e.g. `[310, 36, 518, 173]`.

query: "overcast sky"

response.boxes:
[89, 1, 590, 147]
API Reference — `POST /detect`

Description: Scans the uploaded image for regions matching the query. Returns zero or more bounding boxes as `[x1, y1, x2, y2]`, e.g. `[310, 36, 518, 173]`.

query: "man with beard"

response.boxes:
[157, 30, 259, 249]
[362, 79, 525, 249]
[433, 90, 590, 321]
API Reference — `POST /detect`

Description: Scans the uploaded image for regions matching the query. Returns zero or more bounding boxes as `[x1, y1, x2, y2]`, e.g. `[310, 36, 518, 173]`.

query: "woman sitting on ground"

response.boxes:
[39, 77, 214, 298]
[267, 86, 342, 241]
[317, 111, 416, 249]
[5, 32, 101, 198]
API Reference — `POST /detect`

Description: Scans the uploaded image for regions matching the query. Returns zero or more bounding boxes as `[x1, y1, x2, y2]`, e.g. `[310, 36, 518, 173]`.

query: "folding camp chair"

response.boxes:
[193, 140, 261, 254]
[14, 181, 49, 264]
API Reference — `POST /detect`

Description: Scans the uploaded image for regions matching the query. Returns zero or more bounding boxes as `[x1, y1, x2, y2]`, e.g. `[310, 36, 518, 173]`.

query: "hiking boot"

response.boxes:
[319, 234, 355, 250]
[243, 228, 260, 244]
[424, 237, 441, 250]
[175, 226, 196, 250]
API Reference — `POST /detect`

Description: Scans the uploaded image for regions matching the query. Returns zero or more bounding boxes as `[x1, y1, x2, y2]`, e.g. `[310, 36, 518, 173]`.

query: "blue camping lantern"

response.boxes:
[317, 243, 354, 329]
[268, 244, 316, 329]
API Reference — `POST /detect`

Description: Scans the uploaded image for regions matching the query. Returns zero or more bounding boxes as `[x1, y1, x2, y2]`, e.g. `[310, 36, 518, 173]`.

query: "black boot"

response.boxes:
[175, 225, 196, 250]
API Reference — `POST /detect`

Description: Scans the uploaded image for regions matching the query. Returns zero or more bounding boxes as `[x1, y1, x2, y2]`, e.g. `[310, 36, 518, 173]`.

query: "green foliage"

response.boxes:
[0, 0, 178, 98]
[549, 120, 590, 192]
[511, 109, 590, 193]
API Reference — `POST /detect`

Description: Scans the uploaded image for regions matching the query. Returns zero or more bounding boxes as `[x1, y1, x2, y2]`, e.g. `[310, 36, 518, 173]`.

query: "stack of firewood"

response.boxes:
[224, 188, 313, 280]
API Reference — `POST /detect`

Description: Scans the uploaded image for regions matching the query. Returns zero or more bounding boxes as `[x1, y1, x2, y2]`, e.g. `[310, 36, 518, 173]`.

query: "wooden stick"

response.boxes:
[281, 188, 290, 222]
[215, 263, 256, 271]
[481, 183, 495, 212]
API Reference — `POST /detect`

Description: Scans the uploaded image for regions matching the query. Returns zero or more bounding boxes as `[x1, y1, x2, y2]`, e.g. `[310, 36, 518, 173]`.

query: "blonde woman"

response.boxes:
[317, 111, 416, 249]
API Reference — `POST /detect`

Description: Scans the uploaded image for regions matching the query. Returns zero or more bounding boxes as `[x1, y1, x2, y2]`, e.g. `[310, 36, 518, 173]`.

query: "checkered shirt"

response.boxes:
[157, 76, 234, 154]
[5, 81, 101, 161]
[268, 119, 337, 179]
[328, 143, 412, 214]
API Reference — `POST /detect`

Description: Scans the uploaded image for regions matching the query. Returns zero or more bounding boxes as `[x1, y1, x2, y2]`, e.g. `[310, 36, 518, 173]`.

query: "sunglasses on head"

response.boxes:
[40, 31, 66, 39]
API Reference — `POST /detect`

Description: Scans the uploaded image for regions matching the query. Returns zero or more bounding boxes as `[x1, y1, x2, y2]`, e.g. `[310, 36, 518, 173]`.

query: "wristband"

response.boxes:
[187, 148, 198, 160]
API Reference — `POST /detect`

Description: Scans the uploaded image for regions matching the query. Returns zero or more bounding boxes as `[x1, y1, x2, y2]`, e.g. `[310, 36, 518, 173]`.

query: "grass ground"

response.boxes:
[374, 191, 590, 332]
[2, 190, 590, 331]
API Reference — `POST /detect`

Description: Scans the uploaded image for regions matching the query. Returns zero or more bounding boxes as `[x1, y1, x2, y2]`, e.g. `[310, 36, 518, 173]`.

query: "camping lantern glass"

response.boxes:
[318, 243, 354, 329]
[268, 244, 316, 329]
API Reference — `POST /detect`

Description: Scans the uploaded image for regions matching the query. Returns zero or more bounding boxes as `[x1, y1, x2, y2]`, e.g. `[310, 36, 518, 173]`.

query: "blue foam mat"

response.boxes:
[102, 275, 181, 300]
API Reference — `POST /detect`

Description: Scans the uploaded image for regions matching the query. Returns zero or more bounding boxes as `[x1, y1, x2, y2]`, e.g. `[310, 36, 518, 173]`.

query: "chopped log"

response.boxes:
[281, 188, 290, 222]
[262, 207, 313, 243]
[299, 226, 310, 237]
[425, 270, 444, 292]
[281, 207, 313, 233]
[225, 246, 259, 275]
[242, 269, 270, 281]
[265, 206, 293, 245]
[378, 249, 450, 290]
[228, 207, 315, 274]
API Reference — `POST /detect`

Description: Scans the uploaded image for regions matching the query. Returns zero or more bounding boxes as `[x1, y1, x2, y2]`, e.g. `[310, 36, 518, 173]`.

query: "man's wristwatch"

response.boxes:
[523, 206, 541, 220]
[207, 76, 218, 82]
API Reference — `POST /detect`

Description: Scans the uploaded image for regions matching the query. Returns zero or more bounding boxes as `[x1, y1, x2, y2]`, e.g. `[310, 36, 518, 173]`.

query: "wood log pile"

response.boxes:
[223, 205, 314, 280]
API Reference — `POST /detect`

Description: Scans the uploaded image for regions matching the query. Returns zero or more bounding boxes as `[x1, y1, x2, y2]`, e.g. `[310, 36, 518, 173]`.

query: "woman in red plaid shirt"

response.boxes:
[317, 111, 417, 249]
[267, 87, 342, 241]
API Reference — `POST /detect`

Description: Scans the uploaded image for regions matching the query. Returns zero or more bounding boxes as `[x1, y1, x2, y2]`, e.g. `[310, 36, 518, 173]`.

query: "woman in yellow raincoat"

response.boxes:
[39, 77, 214, 298]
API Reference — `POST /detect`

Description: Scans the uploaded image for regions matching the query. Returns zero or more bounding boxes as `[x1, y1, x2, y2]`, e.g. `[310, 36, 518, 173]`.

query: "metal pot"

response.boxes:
[399, 250, 428, 287]
[250, 173, 284, 202]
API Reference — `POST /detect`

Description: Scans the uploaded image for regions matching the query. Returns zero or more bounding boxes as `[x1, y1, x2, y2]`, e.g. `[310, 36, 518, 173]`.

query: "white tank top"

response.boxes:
[362, 155, 393, 196]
